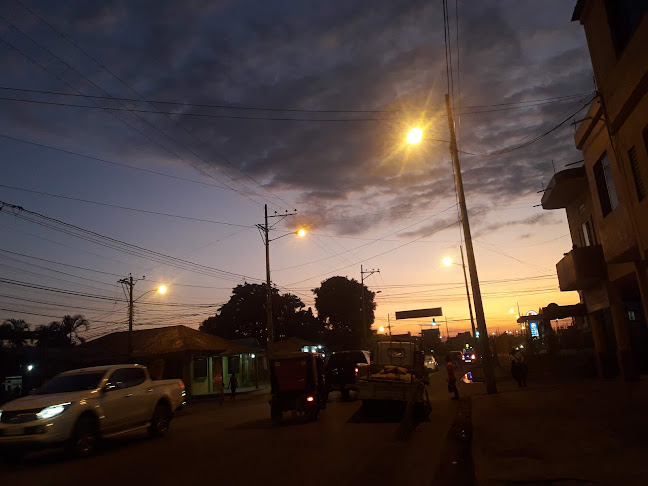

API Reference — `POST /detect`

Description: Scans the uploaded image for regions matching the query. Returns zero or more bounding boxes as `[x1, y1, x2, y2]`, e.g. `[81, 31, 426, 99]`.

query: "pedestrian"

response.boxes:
[228, 373, 238, 400]
[445, 355, 459, 400]
[514, 348, 528, 387]
[509, 350, 521, 387]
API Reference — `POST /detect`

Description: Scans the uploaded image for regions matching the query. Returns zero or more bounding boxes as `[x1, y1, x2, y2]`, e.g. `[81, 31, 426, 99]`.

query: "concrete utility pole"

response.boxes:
[257, 204, 297, 356]
[445, 94, 497, 394]
[360, 265, 379, 349]
[118, 274, 137, 357]
[460, 245, 476, 338]
[264, 204, 273, 356]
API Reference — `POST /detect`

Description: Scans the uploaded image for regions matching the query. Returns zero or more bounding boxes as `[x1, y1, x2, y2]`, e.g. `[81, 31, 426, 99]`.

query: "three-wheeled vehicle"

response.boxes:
[269, 352, 326, 424]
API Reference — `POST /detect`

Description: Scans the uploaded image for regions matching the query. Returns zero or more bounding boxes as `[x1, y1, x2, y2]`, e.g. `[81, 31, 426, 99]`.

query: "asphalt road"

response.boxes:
[0, 371, 464, 486]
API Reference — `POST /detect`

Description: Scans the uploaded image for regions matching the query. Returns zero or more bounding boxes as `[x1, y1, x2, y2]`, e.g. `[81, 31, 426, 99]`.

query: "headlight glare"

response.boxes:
[37, 402, 72, 420]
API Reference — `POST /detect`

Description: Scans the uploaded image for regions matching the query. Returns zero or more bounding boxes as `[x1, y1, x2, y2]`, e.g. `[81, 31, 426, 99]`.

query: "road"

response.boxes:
[0, 371, 467, 486]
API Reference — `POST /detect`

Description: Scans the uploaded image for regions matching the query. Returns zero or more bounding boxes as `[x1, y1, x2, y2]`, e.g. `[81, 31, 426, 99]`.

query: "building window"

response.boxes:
[604, 0, 648, 55]
[593, 153, 619, 216]
[581, 220, 596, 246]
[193, 357, 208, 379]
[628, 146, 646, 202]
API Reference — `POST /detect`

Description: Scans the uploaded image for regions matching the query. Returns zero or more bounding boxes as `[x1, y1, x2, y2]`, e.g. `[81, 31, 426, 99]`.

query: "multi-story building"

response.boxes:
[541, 1, 648, 380]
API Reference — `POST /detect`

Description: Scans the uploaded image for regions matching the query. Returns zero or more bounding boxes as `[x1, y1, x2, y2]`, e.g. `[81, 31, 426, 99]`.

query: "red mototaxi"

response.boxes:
[268, 352, 326, 423]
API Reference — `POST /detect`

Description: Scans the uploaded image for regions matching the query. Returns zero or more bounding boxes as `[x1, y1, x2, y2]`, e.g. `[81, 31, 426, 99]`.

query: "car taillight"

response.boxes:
[471, 354, 476, 360]
[306, 396, 314, 402]
[354, 367, 359, 375]
[179, 380, 185, 389]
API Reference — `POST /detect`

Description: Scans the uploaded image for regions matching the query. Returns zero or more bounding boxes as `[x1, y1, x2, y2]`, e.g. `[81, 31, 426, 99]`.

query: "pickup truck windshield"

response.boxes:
[36, 372, 105, 394]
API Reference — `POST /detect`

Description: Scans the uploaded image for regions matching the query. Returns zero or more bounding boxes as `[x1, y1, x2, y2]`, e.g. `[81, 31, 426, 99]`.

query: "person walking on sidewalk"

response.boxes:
[445, 355, 459, 400]
[228, 373, 238, 400]
[514, 349, 528, 387]
[509, 349, 527, 387]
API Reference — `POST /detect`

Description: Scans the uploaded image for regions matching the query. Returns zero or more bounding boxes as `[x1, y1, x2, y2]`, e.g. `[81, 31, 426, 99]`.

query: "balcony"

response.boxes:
[556, 245, 606, 291]
[541, 167, 588, 210]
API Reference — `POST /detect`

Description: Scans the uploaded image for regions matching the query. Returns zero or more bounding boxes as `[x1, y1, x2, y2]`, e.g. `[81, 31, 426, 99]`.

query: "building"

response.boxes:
[539, 1, 648, 380]
[76, 325, 265, 398]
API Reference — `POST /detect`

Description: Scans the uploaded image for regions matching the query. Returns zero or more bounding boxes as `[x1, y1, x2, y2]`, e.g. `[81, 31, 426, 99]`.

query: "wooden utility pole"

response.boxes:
[446, 94, 497, 394]
[264, 204, 274, 355]
[460, 245, 476, 338]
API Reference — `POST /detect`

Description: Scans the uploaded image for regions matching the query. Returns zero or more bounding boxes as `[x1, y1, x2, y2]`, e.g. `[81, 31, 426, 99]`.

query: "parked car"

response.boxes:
[325, 350, 371, 400]
[424, 355, 439, 372]
[0, 364, 185, 459]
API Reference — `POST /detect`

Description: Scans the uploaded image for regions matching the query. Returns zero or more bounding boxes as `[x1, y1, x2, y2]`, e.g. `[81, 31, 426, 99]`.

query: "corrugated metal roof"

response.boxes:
[79, 325, 257, 358]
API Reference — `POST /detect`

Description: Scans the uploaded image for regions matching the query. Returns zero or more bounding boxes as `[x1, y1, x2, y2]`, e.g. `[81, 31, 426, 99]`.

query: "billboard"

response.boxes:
[395, 307, 443, 320]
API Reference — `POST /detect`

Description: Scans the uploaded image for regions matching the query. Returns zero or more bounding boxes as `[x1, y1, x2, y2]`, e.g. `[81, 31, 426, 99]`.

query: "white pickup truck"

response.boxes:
[0, 364, 185, 458]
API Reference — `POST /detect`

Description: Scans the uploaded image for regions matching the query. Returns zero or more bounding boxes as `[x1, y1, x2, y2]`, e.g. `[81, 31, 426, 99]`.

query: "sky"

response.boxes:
[0, 0, 594, 341]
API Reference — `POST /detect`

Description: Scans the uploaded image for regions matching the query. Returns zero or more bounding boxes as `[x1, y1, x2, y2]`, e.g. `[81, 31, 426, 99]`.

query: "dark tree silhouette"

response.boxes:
[200, 283, 324, 344]
[36, 314, 89, 347]
[313, 276, 375, 349]
[0, 319, 30, 348]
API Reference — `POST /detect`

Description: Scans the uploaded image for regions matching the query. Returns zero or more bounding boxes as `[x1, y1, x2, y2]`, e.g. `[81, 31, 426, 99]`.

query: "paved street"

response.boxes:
[0, 371, 461, 486]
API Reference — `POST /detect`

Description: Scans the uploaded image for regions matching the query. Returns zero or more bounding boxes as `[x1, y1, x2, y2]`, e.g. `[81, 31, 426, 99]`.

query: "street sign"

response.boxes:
[395, 307, 443, 320]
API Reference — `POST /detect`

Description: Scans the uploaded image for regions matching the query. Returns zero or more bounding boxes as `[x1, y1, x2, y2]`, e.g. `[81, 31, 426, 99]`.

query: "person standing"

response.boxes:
[509, 350, 522, 387]
[229, 373, 238, 400]
[514, 349, 528, 387]
[215, 375, 225, 404]
[445, 355, 459, 400]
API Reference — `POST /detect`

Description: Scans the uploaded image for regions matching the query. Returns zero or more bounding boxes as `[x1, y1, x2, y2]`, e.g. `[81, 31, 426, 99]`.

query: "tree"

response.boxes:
[0, 319, 30, 348]
[36, 314, 89, 347]
[200, 283, 322, 344]
[313, 276, 376, 349]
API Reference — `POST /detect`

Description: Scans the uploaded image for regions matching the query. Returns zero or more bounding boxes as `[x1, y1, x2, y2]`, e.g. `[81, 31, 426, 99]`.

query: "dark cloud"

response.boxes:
[1, 0, 592, 238]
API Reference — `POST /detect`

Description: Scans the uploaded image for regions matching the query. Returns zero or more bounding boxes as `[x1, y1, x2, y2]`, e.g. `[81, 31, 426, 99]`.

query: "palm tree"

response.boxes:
[60, 314, 90, 345]
[0, 318, 30, 348]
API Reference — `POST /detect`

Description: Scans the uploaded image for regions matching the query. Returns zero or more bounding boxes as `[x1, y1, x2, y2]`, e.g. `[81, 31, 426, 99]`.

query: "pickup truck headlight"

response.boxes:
[37, 402, 72, 420]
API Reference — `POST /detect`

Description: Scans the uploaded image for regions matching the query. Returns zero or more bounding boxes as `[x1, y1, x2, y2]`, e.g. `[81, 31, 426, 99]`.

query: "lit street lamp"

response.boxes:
[406, 95, 497, 394]
[118, 274, 168, 356]
[257, 204, 306, 355]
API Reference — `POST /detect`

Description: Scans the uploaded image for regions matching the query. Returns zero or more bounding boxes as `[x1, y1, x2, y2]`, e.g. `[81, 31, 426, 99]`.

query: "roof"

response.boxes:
[79, 325, 257, 359]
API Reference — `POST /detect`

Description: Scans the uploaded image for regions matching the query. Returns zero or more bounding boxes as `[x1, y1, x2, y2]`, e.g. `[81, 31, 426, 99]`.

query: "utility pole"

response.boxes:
[446, 93, 497, 394]
[118, 274, 138, 357]
[264, 204, 273, 355]
[460, 245, 476, 338]
[360, 265, 379, 349]
[257, 204, 297, 356]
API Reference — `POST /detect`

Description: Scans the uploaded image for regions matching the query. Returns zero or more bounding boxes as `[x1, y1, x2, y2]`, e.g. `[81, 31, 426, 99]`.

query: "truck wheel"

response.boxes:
[148, 402, 172, 437]
[67, 416, 99, 458]
[271, 404, 282, 425]
[307, 407, 319, 421]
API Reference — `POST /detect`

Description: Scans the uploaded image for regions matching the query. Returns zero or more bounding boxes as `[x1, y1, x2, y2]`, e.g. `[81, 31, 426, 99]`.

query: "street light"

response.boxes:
[406, 95, 497, 394]
[257, 204, 305, 355]
[119, 274, 169, 356]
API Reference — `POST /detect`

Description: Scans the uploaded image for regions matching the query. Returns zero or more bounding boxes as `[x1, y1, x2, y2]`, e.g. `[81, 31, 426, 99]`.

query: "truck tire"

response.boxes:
[148, 402, 172, 437]
[307, 407, 319, 421]
[67, 416, 99, 458]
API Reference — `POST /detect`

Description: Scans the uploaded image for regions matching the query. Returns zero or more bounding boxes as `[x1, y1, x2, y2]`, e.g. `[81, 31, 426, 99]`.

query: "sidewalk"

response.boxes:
[470, 376, 648, 485]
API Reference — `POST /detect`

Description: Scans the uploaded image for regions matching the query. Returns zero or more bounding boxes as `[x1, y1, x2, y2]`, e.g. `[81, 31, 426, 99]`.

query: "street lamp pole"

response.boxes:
[445, 94, 497, 394]
[460, 245, 476, 338]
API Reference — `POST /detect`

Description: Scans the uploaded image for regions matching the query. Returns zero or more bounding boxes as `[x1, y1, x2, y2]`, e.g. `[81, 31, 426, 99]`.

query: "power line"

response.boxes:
[0, 85, 594, 114]
[0, 183, 254, 228]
